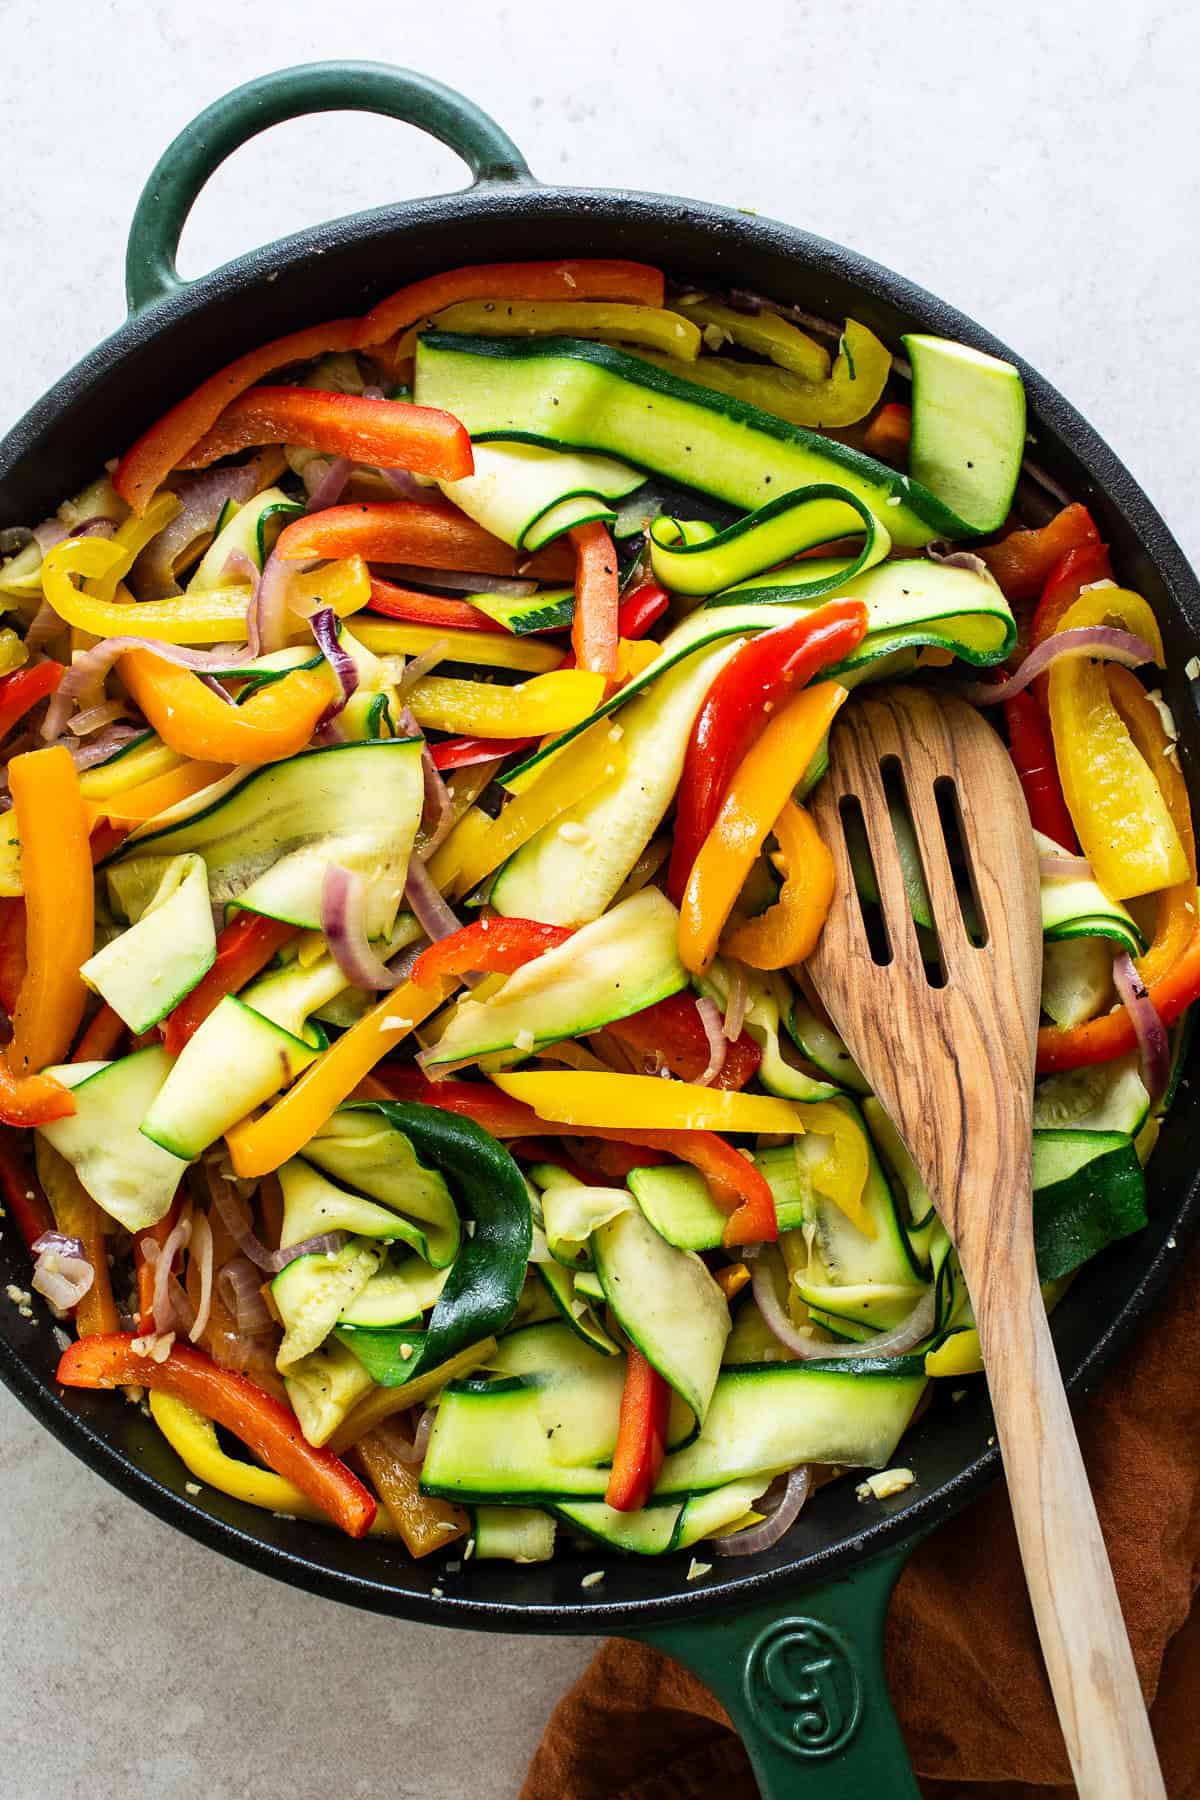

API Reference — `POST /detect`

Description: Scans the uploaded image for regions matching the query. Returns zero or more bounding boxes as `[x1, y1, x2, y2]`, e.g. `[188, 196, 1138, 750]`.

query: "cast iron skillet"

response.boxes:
[1, 62, 1197, 1799]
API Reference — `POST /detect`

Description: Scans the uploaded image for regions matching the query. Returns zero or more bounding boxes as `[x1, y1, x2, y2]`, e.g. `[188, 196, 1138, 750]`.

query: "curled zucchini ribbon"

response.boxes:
[649, 482, 891, 600]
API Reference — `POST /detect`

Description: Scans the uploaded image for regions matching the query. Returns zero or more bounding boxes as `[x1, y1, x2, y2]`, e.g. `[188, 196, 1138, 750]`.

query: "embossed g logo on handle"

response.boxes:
[743, 1618, 863, 1758]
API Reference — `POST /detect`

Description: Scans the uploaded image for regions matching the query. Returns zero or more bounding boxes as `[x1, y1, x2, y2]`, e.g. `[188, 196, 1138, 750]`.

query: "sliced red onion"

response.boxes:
[694, 996, 728, 1087]
[32, 1229, 86, 1261]
[378, 469, 427, 500]
[30, 1230, 94, 1315]
[256, 547, 316, 650]
[188, 1210, 214, 1343]
[391, 1405, 439, 1465]
[377, 564, 537, 599]
[129, 465, 262, 600]
[405, 852, 463, 945]
[1039, 852, 1094, 880]
[751, 1254, 937, 1360]
[196, 673, 237, 706]
[927, 544, 992, 580]
[216, 1256, 275, 1335]
[1113, 951, 1170, 1100]
[52, 725, 145, 770]
[397, 640, 451, 698]
[69, 516, 118, 540]
[32, 520, 68, 554]
[204, 1160, 344, 1271]
[713, 1465, 812, 1557]
[152, 1212, 193, 1336]
[394, 702, 454, 861]
[311, 607, 359, 726]
[723, 967, 749, 1042]
[40, 683, 77, 742]
[24, 600, 64, 652]
[305, 456, 353, 512]
[68, 699, 129, 736]
[961, 627, 1157, 706]
[321, 863, 404, 991]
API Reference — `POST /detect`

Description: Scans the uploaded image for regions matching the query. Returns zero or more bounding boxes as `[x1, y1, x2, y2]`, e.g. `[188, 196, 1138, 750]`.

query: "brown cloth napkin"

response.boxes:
[523, 1244, 1200, 1799]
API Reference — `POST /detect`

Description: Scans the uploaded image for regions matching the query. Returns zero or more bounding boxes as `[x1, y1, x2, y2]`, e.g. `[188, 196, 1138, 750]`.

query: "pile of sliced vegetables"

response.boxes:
[0, 257, 1191, 1567]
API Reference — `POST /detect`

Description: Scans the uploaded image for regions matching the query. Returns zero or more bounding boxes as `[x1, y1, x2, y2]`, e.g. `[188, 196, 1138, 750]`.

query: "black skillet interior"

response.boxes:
[2, 182, 1199, 1635]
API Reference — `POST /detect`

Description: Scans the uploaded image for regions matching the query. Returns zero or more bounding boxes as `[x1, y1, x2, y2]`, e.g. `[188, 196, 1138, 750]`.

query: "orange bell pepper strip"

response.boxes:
[37, 1139, 120, 1334]
[224, 976, 457, 1177]
[724, 800, 836, 968]
[178, 387, 472, 482]
[1038, 927, 1200, 1073]
[56, 1335, 377, 1536]
[862, 402, 911, 466]
[274, 497, 575, 580]
[72, 1005, 127, 1063]
[113, 317, 361, 513]
[678, 682, 848, 975]
[163, 913, 296, 1056]
[119, 650, 332, 765]
[606, 1347, 670, 1512]
[357, 258, 665, 348]
[8, 747, 93, 1077]
[569, 521, 619, 678]
[977, 503, 1099, 603]
[89, 760, 230, 827]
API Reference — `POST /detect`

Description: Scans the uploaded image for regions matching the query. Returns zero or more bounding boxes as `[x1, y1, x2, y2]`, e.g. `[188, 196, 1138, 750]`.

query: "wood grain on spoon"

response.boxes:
[805, 684, 1163, 1800]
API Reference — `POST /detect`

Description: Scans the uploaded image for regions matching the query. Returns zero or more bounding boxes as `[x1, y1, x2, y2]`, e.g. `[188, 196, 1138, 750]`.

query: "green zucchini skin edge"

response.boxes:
[333, 1100, 531, 1387]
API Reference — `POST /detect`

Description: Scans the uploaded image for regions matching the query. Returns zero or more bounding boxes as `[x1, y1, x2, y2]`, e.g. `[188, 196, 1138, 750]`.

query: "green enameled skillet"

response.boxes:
[1, 62, 1197, 1798]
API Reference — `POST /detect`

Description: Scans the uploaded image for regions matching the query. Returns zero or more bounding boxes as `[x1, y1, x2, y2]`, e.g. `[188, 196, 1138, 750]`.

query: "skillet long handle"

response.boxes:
[975, 1260, 1165, 1798]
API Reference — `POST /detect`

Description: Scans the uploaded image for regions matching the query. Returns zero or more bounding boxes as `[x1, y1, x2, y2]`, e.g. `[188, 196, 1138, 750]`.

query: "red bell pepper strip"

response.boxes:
[977, 504, 1099, 603]
[274, 500, 576, 582]
[56, 1335, 377, 1536]
[367, 578, 501, 632]
[369, 1069, 776, 1245]
[606, 990, 762, 1090]
[162, 914, 295, 1056]
[430, 735, 537, 772]
[557, 581, 670, 673]
[0, 1128, 53, 1252]
[72, 1004, 126, 1063]
[581, 1140, 669, 1180]
[0, 898, 25, 1014]
[89, 821, 128, 865]
[113, 317, 361, 513]
[177, 387, 472, 482]
[863, 402, 911, 465]
[134, 1190, 182, 1334]
[1038, 927, 1200, 1073]
[667, 600, 868, 903]
[568, 522, 620, 678]
[0, 662, 63, 743]
[1004, 690, 1078, 852]
[410, 918, 574, 988]
[1028, 540, 1114, 705]
[506, 1140, 603, 1186]
[606, 1346, 670, 1512]
[357, 259, 666, 349]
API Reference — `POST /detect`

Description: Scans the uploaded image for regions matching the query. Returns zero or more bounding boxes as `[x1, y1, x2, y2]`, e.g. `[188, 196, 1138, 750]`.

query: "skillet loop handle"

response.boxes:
[124, 61, 533, 316]
[628, 1542, 921, 1799]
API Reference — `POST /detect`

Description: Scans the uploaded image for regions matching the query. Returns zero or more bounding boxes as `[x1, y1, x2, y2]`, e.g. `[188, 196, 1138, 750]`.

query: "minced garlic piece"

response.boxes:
[580, 1570, 605, 1589]
[856, 1467, 916, 1502]
[686, 1559, 713, 1581]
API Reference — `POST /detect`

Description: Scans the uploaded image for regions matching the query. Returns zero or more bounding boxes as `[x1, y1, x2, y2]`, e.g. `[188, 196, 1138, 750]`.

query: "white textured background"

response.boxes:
[1, 3, 1197, 1795]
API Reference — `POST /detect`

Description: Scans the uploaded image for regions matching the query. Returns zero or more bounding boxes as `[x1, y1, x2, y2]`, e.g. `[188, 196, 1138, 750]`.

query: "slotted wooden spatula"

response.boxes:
[805, 684, 1164, 1800]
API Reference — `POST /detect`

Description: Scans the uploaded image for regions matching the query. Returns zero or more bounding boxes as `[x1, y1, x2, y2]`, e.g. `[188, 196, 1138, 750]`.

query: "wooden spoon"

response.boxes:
[804, 684, 1163, 1800]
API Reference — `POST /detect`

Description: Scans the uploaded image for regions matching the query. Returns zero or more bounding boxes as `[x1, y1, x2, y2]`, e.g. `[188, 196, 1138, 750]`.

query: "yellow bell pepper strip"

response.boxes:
[449, 718, 627, 897]
[79, 738, 182, 800]
[352, 1422, 470, 1554]
[1105, 665, 1197, 985]
[326, 1337, 498, 1452]
[357, 258, 666, 348]
[724, 801, 835, 969]
[426, 806, 496, 898]
[57, 1335, 377, 1536]
[83, 492, 182, 604]
[8, 747, 93, 1076]
[1047, 590, 1185, 900]
[569, 521, 620, 678]
[405, 668, 605, 739]
[177, 386, 473, 482]
[147, 1392, 400, 1537]
[632, 319, 891, 430]
[393, 299, 700, 361]
[799, 1099, 873, 1237]
[354, 618, 563, 674]
[44, 537, 369, 646]
[678, 681, 848, 974]
[86, 760, 231, 828]
[715, 1263, 752, 1301]
[36, 1139, 120, 1334]
[674, 297, 831, 380]
[490, 1070, 808, 1135]
[224, 976, 457, 1177]
[119, 650, 334, 766]
[113, 316, 362, 513]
